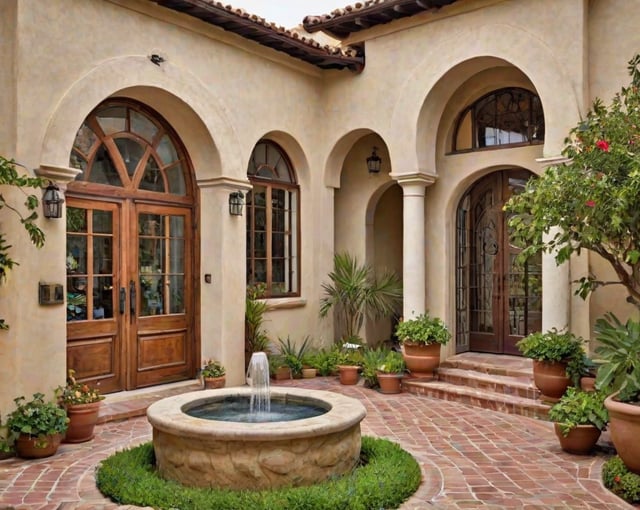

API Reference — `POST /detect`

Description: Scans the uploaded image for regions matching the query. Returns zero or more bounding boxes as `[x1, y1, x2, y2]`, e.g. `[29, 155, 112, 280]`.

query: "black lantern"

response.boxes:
[42, 182, 64, 219]
[366, 147, 382, 174]
[229, 191, 245, 216]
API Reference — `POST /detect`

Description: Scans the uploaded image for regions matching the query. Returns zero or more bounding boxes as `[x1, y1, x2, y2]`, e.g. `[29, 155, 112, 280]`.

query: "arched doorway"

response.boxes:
[65, 99, 197, 392]
[455, 169, 541, 355]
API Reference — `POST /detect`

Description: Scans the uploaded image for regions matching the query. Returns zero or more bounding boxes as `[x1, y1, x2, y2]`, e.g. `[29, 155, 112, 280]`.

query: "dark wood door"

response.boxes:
[66, 199, 194, 392]
[463, 170, 541, 354]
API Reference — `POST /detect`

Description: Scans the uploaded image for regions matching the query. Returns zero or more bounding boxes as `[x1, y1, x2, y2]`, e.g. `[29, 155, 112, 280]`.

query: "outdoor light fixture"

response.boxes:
[42, 182, 64, 219]
[229, 191, 245, 216]
[366, 147, 382, 174]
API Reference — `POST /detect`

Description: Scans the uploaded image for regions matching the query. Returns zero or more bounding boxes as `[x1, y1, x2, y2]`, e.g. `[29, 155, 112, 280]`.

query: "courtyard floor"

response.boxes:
[0, 376, 633, 509]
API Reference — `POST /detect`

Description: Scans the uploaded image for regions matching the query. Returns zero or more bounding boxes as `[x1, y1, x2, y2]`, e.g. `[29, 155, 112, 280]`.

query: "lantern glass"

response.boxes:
[367, 147, 382, 174]
[229, 191, 244, 216]
[43, 183, 64, 219]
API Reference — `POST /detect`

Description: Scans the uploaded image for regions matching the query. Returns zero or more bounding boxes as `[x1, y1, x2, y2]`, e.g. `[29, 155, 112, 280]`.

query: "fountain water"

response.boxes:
[147, 352, 367, 490]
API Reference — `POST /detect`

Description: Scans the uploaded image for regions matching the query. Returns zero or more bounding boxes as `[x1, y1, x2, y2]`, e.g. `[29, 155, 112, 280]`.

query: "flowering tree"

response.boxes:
[505, 54, 640, 310]
[0, 156, 46, 329]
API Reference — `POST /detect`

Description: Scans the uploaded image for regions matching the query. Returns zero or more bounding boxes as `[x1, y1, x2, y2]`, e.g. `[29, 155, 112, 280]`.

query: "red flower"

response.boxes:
[585, 200, 596, 208]
[614, 475, 621, 483]
[596, 140, 610, 152]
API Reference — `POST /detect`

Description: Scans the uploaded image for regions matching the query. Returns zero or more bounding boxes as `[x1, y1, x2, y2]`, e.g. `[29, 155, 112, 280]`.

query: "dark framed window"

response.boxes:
[453, 88, 545, 152]
[246, 141, 300, 298]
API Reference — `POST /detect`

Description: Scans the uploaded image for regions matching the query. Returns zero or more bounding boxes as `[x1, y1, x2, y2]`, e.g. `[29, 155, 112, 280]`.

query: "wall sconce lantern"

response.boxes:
[229, 191, 245, 216]
[42, 182, 64, 219]
[366, 146, 382, 174]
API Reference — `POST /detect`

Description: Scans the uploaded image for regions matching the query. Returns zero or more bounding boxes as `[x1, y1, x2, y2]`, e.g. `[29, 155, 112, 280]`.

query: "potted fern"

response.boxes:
[548, 387, 608, 454]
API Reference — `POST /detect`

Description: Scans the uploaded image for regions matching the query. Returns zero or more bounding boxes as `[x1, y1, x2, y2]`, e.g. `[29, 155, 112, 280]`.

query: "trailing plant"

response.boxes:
[602, 456, 640, 504]
[548, 387, 608, 436]
[0, 156, 47, 330]
[320, 252, 402, 344]
[6, 393, 69, 440]
[96, 437, 421, 510]
[199, 359, 225, 378]
[378, 350, 406, 374]
[55, 369, 105, 405]
[504, 54, 640, 310]
[594, 312, 640, 402]
[394, 312, 451, 345]
[245, 283, 270, 353]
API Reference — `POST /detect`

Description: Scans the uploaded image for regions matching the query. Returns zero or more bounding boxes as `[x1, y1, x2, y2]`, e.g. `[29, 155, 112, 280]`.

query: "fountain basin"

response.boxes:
[147, 387, 367, 490]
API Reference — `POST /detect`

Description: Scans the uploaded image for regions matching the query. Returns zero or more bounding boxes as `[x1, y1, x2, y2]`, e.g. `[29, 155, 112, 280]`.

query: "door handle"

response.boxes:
[129, 280, 136, 316]
[119, 287, 126, 314]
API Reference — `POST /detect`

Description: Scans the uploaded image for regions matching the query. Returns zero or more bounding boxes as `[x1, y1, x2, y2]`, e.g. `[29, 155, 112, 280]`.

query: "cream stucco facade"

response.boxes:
[1, 0, 638, 411]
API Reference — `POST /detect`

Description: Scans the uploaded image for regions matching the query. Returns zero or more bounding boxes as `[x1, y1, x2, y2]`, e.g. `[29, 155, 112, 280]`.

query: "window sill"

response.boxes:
[263, 297, 307, 310]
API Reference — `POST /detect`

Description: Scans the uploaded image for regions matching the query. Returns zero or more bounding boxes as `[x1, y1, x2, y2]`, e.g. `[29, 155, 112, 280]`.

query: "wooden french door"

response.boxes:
[66, 199, 194, 392]
[456, 170, 542, 355]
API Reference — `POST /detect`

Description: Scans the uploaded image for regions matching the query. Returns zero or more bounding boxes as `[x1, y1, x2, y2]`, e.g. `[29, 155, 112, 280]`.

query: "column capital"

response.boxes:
[536, 155, 571, 169]
[389, 171, 437, 188]
[36, 164, 83, 188]
[197, 176, 252, 192]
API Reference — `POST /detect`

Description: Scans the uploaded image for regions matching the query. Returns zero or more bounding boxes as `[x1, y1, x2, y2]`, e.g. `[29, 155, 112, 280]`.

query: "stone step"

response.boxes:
[402, 379, 551, 420]
[436, 367, 540, 400]
[439, 353, 533, 379]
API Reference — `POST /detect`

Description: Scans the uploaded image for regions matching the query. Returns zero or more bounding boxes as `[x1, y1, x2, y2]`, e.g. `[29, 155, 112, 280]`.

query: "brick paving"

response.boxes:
[0, 376, 634, 510]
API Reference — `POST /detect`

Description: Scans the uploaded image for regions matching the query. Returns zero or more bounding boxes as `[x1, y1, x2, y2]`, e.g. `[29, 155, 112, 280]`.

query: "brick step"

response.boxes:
[439, 353, 533, 379]
[402, 379, 551, 420]
[436, 367, 540, 400]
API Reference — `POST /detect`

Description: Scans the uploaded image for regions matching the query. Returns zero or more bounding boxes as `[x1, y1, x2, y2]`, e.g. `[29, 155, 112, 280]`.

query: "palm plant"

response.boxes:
[319, 252, 402, 344]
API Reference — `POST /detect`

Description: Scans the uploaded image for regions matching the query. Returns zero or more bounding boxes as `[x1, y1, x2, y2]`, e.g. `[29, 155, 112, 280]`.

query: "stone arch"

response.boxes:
[388, 23, 581, 175]
[39, 55, 242, 183]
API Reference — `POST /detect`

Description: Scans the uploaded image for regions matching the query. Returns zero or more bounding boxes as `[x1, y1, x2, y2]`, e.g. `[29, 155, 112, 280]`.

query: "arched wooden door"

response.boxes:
[455, 170, 541, 355]
[65, 100, 197, 392]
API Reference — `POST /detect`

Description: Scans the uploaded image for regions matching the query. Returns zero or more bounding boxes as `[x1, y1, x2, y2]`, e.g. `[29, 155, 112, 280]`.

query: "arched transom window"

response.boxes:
[70, 100, 190, 197]
[453, 88, 545, 152]
[246, 141, 300, 298]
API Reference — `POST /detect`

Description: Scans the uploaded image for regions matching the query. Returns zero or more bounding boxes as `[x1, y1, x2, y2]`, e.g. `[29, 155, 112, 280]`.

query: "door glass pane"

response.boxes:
[169, 239, 184, 273]
[90, 144, 123, 186]
[67, 235, 87, 273]
[130, 110, 158, 143]
[139, 157, 164, 192]
[67, 207, 87, 233]
[169, 275, 184, 313]
[157, 134, 178, 165]
[115, 138, 145, 177]
[141, 274, 163, 316]
[93, 237, 113, 274]
[140, 238, 162, 273]
[93, 276, 114, 319]
[73, 124, 98, 155]
[139, 214, 162, 236]
[93, 210, 112, 234]
[170, 216, 184, 237]
[97, 106, 126, 135]
[166, 163, 186, 196]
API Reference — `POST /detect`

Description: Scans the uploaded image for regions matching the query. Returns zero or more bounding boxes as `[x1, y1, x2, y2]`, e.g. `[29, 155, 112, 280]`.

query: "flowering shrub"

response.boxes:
[56, 369, 104, 405]
[505, 54, 640, 309]
[602, 456, 640, 504]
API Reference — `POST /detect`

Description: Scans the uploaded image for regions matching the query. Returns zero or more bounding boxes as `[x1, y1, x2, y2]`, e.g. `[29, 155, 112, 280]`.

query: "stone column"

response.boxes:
[390, 172, 437, 320]
[536, 156, 571, 332]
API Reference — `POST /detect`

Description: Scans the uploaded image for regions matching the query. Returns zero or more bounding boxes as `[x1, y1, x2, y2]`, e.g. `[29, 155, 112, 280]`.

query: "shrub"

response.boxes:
[96, 436, 421, 510]
[602, 456, 640, 504]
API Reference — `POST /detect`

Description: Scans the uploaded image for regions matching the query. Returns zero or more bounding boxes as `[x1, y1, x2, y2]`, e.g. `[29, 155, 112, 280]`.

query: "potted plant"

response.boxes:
[277, 335, 311, 379]
[548, 387, 608, 454]
[301, 352, 318, 378]
[319, 252, 402, 345]
[268, 354, 292, 380]
[376, 350, 406, 394]
[594, 312, 640, 473]
[395, 312, 451, 379]
[55, 369, 104, 443]
[516, 329, 585, 402]
[360, 347, 388, 389]
[6, 392, 69, 459]
[336, 341, 364, 385]
[200, 359, 226, 389]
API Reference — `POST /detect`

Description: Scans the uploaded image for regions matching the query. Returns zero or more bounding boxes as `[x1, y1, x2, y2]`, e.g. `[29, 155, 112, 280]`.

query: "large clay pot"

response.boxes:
[203, 376, 226, 389]
[532, 360, 570, 402]
[64, 401, 102, 443]
[15, 433, 62, 459]
[402, 342, 441, 379]
[337, 365, 360, 385]
[377, 372, 403, 394]
[553, 423, 601, 455]
[605, 393, 640, 474]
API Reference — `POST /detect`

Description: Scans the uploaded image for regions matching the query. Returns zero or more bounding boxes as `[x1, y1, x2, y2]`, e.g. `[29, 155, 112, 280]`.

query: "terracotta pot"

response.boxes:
[203, 376, 226, 389]
[64, 401, 101, 443]
[532, 360, 570, 402]
[271, 366, 292, 380]
[337, 365, 360, 385]
[377, 372, 403, 394]
[15, 433, 62, 459]
[401, 342, 441, 379]
[302, 368, 317, 379]
[605, 393, 640, 474]
[580, 376, 596, 392]
[553, 423, 601, 455]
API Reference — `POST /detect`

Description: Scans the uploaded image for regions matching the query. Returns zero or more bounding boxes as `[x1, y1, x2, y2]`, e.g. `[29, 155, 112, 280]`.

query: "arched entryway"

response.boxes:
[65, 99, 197, 392]
[455, 169, 541, 355]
